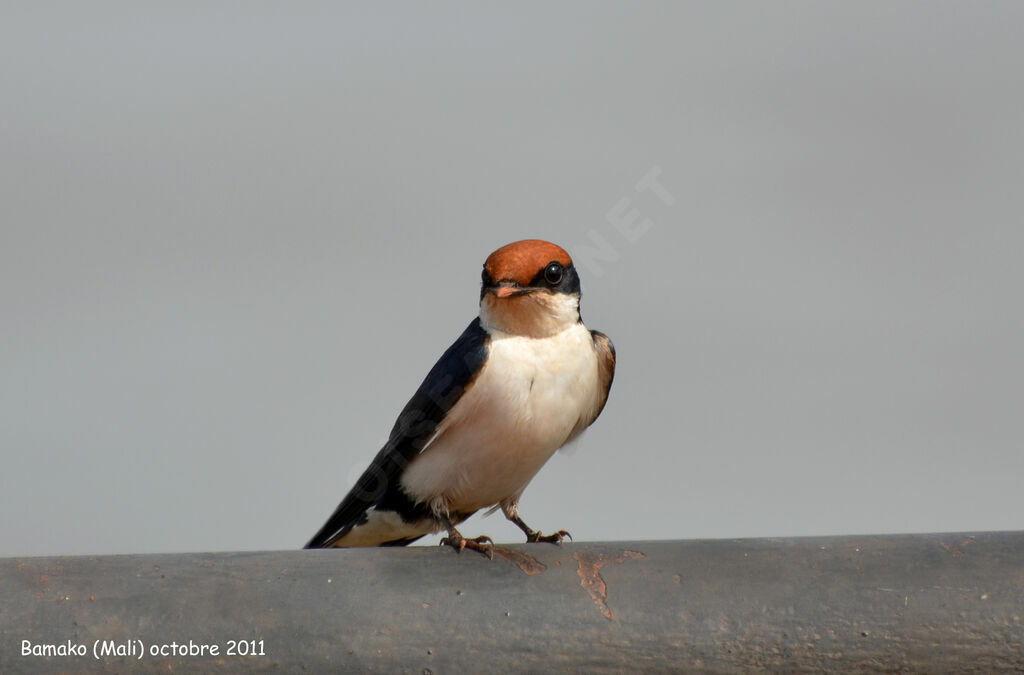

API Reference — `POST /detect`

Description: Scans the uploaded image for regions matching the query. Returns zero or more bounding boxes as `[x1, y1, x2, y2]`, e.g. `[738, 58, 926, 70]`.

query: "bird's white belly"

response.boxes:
[399, 322, 600, 513]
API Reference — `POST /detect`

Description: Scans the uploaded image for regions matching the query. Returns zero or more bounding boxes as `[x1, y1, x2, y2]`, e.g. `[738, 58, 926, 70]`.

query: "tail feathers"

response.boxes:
[305, 507, 431, 548]
[303, 508, 367, 548]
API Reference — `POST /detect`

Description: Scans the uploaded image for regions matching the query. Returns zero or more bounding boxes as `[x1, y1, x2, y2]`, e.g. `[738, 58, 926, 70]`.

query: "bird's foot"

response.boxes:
[525, 529, 571, 545]
[441, 532, 495, 559]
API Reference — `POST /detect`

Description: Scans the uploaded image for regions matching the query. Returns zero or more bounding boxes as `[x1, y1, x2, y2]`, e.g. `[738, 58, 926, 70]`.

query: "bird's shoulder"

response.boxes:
[387, 317, 491, 443]
[589, 328, 615, 417]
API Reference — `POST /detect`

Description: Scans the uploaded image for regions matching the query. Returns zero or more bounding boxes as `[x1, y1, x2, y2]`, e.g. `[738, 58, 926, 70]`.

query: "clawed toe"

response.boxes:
[441, 533, 495, 559]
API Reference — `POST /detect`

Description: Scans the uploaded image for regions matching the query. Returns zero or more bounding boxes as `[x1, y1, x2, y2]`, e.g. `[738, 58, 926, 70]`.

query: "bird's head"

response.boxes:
[479, 239, 582, 337]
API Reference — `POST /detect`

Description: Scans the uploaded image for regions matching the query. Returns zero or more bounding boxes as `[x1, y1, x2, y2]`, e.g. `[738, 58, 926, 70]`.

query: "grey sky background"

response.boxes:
[2, 3, 1022, 557]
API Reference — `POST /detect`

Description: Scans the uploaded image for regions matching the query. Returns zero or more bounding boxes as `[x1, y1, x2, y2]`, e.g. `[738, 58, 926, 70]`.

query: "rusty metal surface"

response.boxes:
[2, 532, 1023, 672]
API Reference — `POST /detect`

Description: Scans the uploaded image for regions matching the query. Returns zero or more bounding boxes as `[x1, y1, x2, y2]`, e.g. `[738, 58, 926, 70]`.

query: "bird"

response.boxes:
[304, 239, 615, 556]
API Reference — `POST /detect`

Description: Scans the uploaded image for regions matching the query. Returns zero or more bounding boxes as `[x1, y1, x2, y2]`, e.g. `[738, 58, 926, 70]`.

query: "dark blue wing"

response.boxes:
[304, 318, 490, 548]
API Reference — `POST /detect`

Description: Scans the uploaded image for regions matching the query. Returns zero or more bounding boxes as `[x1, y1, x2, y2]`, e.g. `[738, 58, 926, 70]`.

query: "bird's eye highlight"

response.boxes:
[544, 262, 563, 285]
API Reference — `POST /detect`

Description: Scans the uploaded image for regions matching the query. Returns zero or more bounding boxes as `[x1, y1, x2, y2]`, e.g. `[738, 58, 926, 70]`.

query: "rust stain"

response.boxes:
[574, 547, 645, 620]
[492, 547, 547, 575]
[939, 538, 973, 558]
[17, 561, 66, 591]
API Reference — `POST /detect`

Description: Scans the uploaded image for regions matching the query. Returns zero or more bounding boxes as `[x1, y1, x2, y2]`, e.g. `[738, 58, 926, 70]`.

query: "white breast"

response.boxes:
[399, 321, 601, 514]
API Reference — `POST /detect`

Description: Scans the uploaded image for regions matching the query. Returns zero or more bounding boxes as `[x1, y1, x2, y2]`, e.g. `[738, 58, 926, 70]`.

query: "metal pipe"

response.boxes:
[3, 532, 1023, 672]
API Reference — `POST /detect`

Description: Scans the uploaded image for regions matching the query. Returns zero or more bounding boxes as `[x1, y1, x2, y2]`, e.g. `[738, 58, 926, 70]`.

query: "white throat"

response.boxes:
[479, 291, 581, 338]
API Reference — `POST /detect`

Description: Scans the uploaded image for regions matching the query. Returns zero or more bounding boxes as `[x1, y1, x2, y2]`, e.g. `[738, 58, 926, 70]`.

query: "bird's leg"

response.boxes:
[438, 514, 494, 559]
[501, 501, 571, 545]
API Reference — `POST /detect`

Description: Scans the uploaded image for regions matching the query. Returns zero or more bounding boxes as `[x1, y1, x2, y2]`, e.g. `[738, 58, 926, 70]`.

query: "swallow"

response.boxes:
[305, 239, 615, 556]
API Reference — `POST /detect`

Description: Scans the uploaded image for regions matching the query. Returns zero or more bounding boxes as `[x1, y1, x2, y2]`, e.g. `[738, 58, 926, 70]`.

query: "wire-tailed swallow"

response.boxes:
[305, 239, 615, 556]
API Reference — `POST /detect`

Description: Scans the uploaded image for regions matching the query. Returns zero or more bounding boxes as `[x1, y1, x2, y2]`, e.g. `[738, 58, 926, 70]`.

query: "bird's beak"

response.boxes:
[490, 283, 533, 299]
[494, 286, 520, 298]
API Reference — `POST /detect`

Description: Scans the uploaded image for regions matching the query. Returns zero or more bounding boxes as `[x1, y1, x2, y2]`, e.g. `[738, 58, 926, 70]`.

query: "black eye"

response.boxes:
[544, 262, 563, 285]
